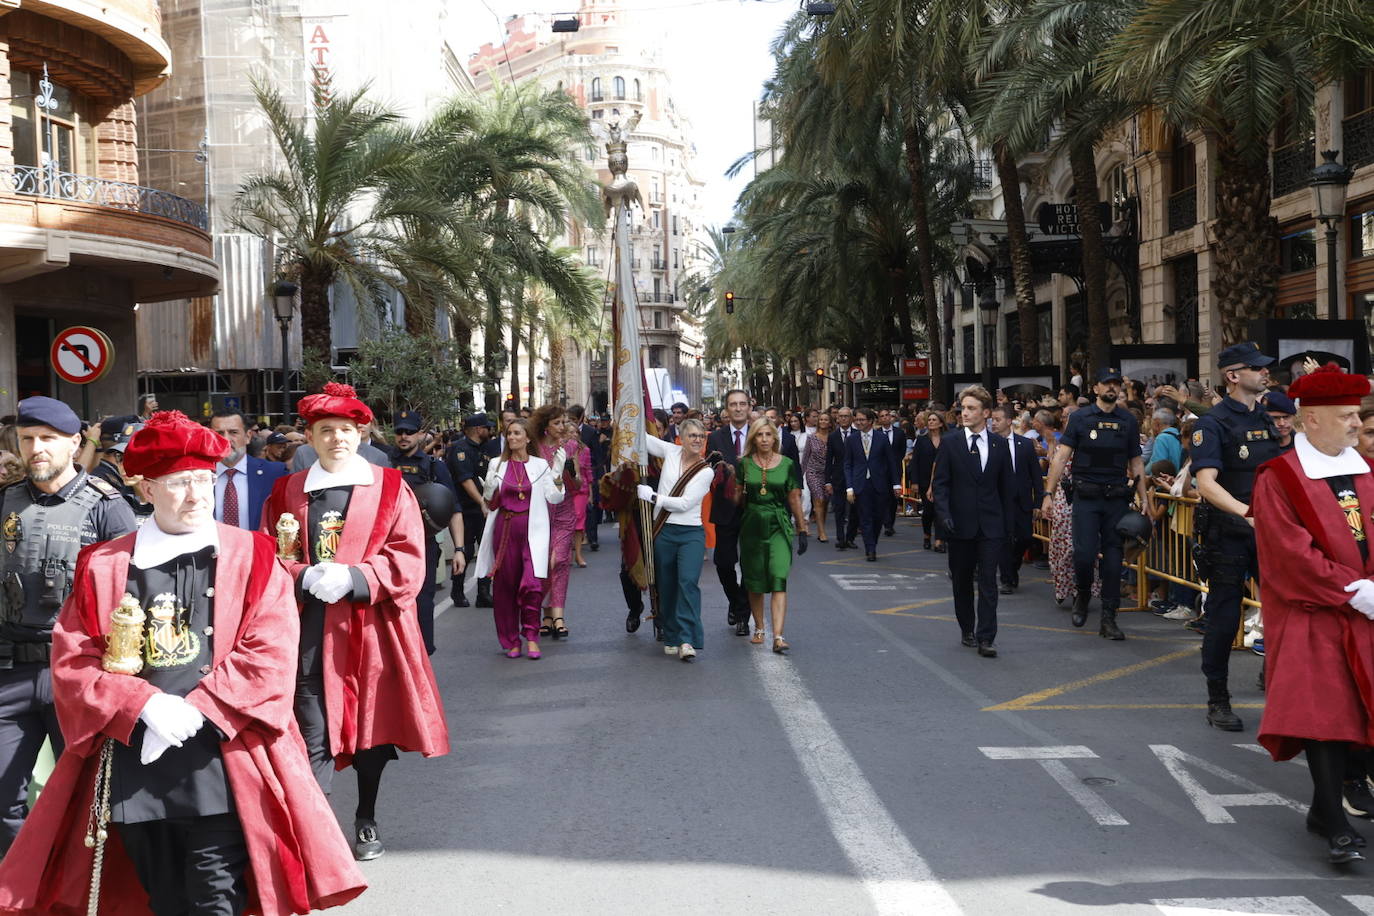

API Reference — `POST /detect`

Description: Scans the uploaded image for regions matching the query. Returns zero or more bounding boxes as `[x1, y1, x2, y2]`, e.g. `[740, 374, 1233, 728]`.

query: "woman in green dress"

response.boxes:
[733, 417, 808, 653]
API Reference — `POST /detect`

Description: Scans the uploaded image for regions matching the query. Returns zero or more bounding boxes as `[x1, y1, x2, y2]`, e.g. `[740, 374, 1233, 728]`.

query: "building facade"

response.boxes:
[0, 0, 218, 416]
[953, 69, 1374, 387]
[469, 0, 709, 412]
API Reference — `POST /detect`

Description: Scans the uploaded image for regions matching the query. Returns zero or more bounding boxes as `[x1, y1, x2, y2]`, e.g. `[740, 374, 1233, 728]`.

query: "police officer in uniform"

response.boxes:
[90, 419, 151, 520]
[386, 411, 463, 654]
[1041, 367, 1150, 640]
[445, 414, 493, 608]
[1189, 342, 1282, 731]
[0, 397, 137, 853]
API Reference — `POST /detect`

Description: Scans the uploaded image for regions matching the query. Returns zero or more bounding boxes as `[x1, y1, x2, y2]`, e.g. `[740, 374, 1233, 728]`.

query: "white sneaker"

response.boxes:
[679, 643, 696, 662]
[664, 645, 678, 655]
[1163, 605, 1197, 621]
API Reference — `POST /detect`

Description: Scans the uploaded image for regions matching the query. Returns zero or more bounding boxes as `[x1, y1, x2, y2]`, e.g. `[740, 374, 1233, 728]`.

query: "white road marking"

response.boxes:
[1345, 897, 1374, 915]
[979, 746, 1127, 825]
[1151, 745, 1307, 824]
[1233, 743, 1306, 767]
[1151, 897, 1326, 915]
[830, 572, 942, 591]
[753, 654, 961, 915]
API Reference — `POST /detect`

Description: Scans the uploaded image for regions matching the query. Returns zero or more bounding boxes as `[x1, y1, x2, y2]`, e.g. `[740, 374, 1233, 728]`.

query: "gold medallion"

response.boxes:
[760, 486, 768, 495]
[144, 593, 200, 669]
[1090, 429, 1098, 440]
[1238, 444, 1249, 460]
[316, 510, 345, 562]
[2, 512, 19, 554]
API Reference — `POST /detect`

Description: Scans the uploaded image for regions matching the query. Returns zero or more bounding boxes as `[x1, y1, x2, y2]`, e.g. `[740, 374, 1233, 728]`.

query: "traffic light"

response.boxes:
[814, 367, 825, 388]
[724, 291, 735, 314]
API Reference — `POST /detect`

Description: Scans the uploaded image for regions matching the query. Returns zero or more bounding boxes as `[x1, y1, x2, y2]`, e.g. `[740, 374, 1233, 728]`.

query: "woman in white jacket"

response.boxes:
[636, 419, 714, 661]
[474, 419, 565, 658]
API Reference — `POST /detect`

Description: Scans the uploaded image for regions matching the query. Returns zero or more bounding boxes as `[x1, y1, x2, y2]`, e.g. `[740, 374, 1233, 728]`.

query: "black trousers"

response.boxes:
[854, 488, 884, 553]
[294, 676, 396, 795]
[1201, 527, 1258, 682]
[832, 489, 859, 543]
[999, 525, 1035, 586]
[921, 500, 937, 540]
[712, 522, 748, 616]
[948, 536, 1003, 644]
[1071, 495, 1131, 610]
[620, 567, 644, 616]
[0, 662, 64, 855]
[585, 499, 600, 546]
[117, 813, 249, 916]
[450, 510, 486, 605]
[884, 489, 899, 530]
[417, 536, 439, 655]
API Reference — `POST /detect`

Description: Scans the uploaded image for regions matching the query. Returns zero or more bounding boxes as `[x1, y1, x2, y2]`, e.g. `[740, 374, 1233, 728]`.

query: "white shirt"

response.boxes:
[645, 437, 713, 526]
[304, 454, 376, 492]
[214, 453, 250, 528]
[965, 427, 989, 472]
[132, 517, 220, 570]
[1294, 432, 1370, 480]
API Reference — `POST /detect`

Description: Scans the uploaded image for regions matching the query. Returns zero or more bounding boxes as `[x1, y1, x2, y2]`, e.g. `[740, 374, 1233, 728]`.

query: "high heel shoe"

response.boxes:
[773, 636, 790, 654]
[526, 643, 542, 660]
[539, 616, 554, 637]
[505, 646, 521, 659]
[750, 627, 765, 645]
[551, 617, 569, 639]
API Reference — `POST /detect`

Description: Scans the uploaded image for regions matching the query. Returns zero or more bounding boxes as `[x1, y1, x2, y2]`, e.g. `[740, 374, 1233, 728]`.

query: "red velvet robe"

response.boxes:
[0, 525, 366, 916]
[1252, 450, 1374, 760]
[260, 464, 448, 765]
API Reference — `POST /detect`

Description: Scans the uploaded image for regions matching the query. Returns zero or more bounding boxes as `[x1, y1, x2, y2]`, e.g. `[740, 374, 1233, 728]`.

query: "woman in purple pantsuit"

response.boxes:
[532, 406, 587, 640]
[474, 419, 566, 658]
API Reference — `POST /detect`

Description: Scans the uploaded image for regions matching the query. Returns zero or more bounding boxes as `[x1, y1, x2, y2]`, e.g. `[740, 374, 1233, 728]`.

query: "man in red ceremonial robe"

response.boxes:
[0, 410, 366, 915]
[1253, 364, 1374, 865]
[261, 382, 448, 862]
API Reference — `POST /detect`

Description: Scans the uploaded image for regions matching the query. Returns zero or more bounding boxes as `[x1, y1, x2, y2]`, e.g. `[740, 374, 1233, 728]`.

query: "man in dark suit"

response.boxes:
[208, 409, 290, 532]
[990, 404, 1044, 594]
[876, 409, 908, 536]
[825, 406, 859, 548]
[843, 407, 902, 561]
[706, 388, 753, 636]
[765, 407, 800, 465]
[931, 387, 1016, 657]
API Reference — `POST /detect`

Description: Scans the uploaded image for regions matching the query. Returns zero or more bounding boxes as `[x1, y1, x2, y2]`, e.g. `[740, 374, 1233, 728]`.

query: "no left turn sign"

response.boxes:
[847, 365, 865, 382]
[50, 326, 114, 385]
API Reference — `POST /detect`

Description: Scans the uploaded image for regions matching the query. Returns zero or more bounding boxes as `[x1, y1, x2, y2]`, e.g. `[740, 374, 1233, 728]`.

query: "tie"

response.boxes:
[222, 468, 239, 528]
[970, 434, 980, 468]
[1007, 435, 1015, 471]
[734, 429, 742, 457]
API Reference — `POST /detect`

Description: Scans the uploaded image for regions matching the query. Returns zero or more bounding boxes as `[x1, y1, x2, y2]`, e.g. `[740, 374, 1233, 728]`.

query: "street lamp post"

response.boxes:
[978, 286, 1000, 391]
[1311, 149, 1352, 321]
[272, 280, 298, 423]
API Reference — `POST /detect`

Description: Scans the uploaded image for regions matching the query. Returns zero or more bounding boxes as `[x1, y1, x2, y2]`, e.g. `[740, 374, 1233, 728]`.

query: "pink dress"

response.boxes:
[540, 440, 589, 608]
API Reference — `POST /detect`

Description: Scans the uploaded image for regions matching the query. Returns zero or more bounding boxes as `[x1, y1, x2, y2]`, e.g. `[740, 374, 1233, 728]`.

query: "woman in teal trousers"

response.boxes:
[636, 419, 714, 661]
[734, 418, 808, 653]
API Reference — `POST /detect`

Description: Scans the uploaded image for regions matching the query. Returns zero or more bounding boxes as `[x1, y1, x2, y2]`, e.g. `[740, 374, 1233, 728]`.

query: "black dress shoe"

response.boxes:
[1071, 591, 1090, 628]
[1330, 832, 1366, 864]
[923, 537, 932, 550]
[977, 641, 998, 658]
[1307, 811, 1367, 847]
[999, 584, 1013, 595]
[589, 543, 599, 552]
[960, 633, 976, 648]
[933, 543, 946, 554]
[883, 527, 895, 537]
[453, 594, 470, 608]
[727, 606, 741, 627]
[626, 610, 641, 633]
[866, 552, 877, 562]
[734, 619, 750, 637]
[834, 540, 847, 550]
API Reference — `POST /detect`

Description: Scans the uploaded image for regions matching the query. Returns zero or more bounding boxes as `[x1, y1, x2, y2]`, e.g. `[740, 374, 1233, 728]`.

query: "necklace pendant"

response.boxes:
[760, 485, 768, 495]
[519, 491, 526, 500]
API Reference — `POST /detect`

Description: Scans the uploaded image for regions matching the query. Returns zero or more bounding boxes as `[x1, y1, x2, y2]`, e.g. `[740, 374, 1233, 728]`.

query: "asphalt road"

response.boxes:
[327, 518, 1374, 916]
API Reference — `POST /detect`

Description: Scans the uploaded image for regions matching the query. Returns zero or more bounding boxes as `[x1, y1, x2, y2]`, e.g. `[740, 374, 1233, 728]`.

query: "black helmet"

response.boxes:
[411, 481, 456, 535]
[1116, 511, 1153, 560]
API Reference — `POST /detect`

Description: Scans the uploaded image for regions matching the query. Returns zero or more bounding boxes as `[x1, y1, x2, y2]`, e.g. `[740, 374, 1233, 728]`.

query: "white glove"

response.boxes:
[308, 562, 353, 604]
[482, 462, 502, 501]
[1344, 580, 1374, 619]
[301, 565, 325, 592]
[551, 447, 567, 471]
[139, 693, 204, 747]
[140, 728, 174, 765]
[637, 484, 656, 504]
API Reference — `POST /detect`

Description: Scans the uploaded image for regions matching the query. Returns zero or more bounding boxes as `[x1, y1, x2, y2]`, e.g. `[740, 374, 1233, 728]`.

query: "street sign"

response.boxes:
[900, 357, 929, 377]
[847, 365, 865, 382]
[50, 326, 113, 385]
[1037, 201, 1113, 236]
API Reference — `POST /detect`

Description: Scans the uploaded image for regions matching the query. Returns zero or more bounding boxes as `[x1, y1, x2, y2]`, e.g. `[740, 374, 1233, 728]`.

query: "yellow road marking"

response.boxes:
[881, 611, 1193, 644]
[1012, 703, 1265, 711]
[871, 598, 950, 614]
[983, 647, 1198, 711]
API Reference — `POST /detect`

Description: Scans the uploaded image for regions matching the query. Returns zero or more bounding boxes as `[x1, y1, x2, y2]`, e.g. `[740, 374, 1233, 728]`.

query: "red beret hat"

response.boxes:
[121, 410, 228, 479]
[297, 382, 374, 426]
[1288, 362, 1371, 407]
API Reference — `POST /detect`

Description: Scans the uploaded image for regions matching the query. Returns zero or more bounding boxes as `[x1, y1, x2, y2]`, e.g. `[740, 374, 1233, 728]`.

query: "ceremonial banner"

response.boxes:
[610, 202, 650, 470]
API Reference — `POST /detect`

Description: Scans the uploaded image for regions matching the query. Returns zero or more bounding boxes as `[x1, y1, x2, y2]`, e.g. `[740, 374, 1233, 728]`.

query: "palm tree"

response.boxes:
[232, 80, 462, 372]
[1097, 0, 1374, 342]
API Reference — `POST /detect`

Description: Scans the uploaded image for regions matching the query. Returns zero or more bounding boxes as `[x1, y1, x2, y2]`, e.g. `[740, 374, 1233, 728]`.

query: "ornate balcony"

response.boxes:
[970, 159, 994, 191]
[1167, 187, 1197, 235]
[1345, 109, 1374, 171]
[1, 164, 208, 230]
[1272, 137, 1316, 198]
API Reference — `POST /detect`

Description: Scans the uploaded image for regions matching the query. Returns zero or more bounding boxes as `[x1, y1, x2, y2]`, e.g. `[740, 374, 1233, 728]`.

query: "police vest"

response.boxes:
[1070, 410, 1134, 482]
[0, 474, 116, 645]
[1212, 412, 1282, 504]
[393, 452, 438, 489]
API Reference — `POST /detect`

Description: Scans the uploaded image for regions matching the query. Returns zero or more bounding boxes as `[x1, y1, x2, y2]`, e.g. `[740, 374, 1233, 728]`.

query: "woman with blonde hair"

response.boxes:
[474, 419, 566, 658]
[734, 418, 808, 653]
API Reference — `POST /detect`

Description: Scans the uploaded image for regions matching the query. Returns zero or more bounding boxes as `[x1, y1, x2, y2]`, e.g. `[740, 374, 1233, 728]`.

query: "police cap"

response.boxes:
[16, 396, 81, 435]
[1096, 366, 1124, 384]
[1263, 391, 1296, 416]
[108, 422, 144, 453]
[266, 431, 289, 445]
[394, 411, 423, 433]
[462, 413, 490, 429]
[1216, 341, 1275, 371]
[99, 414, 139, 439]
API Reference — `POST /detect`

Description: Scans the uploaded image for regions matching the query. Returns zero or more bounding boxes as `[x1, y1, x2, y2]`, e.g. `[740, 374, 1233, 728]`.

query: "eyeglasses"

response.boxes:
[152, 472, 215, 492]
[684, 433, 707, 440]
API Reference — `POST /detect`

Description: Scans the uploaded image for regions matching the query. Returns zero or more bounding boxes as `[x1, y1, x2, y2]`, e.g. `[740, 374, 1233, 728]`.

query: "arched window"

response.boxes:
[590, 77, 602, 101]
[634, 78, 642, 100]
[613, 76, 626, 99]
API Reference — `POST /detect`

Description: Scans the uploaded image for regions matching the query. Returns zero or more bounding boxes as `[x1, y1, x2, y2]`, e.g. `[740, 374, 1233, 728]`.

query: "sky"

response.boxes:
[452, 0, 796, 227]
